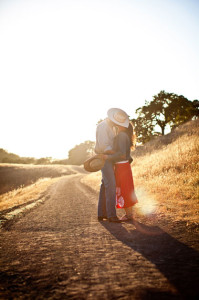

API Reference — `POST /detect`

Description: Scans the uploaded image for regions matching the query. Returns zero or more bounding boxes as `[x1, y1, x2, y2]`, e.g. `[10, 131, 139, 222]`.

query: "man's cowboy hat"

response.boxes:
[107, 108, 129, 128]
[84, 154, 105, 172]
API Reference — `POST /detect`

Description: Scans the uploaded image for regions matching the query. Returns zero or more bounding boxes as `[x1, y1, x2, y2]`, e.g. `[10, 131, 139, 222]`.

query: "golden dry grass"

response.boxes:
[82, 119, 199, 225]
[0, 163, 73, 195]
[0, 164, 74, 212]
[0, 177, 60, 212]
[133, 134, 199, 224]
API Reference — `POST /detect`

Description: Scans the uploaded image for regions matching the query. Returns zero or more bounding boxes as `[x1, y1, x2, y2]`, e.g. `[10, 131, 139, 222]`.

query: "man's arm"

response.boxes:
[95, 122, 114, 154]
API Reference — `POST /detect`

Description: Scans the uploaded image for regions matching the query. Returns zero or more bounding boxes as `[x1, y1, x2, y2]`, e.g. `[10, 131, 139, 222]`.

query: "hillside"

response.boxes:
[0, 149, 69, 165]
[133, 118, 199, 157]
[82, 119, 199, 227]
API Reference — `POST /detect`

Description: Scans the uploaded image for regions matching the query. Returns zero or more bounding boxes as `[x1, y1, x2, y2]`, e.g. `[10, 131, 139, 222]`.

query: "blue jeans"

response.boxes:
[98, 160, 116, 218]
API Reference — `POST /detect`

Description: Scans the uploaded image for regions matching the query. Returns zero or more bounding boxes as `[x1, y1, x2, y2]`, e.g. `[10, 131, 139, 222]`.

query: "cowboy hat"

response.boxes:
[107, 108, 129, 128]
[83, 154, 105, 172]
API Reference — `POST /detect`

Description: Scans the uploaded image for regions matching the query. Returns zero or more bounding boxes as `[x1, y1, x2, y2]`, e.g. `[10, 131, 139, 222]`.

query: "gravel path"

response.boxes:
[0, 170, 198, 299]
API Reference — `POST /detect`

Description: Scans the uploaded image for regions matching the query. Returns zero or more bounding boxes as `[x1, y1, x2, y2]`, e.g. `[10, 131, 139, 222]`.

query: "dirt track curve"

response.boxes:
[0, 167, 199, 299]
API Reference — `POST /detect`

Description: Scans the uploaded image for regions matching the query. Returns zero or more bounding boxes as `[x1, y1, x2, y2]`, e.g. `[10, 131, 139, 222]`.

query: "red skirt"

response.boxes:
[115, 162, 138, 209]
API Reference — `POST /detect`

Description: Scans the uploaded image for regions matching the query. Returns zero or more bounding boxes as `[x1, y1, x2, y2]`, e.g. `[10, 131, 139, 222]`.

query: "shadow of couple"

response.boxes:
[101, 219, 199, 299]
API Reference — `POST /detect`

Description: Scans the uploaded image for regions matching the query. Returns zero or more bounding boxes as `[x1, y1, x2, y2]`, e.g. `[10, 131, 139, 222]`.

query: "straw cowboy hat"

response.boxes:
[107, 108, 129, 128]
[84, 154, 105, 172]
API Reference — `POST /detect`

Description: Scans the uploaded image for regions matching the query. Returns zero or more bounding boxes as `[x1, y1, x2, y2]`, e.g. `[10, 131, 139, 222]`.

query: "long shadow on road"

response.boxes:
[101, 220, 199, 299]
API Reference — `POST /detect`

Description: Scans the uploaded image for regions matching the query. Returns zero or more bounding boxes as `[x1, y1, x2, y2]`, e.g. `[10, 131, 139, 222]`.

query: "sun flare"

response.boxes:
[0, 0, 198, 158]
[135, 187, 157, 215]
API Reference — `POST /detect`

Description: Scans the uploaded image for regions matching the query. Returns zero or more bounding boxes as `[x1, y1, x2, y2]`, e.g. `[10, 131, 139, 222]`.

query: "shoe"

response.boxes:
[98, 216, 108, 221]
[108, 216, 122, 223]
[120, 214, 133, 221]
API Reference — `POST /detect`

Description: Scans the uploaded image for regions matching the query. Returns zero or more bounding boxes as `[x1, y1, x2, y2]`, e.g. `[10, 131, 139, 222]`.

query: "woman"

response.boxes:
[104, 122, 138, 221]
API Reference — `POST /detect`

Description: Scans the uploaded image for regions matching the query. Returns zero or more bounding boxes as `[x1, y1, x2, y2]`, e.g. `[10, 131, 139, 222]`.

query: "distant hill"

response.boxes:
[0, 149, 69, 165]
[133, 118, 199, 157]
[0, 149, 46, 165]
[0, 149, 27, 164]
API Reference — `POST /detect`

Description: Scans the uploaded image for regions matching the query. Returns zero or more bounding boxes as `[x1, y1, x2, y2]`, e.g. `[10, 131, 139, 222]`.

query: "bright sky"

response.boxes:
[0, 0, 199, 159]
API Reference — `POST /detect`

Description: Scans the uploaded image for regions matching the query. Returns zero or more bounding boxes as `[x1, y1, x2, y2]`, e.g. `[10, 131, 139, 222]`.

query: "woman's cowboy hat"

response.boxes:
[107, 108, 129, 128]
[84, 154, 105, 172]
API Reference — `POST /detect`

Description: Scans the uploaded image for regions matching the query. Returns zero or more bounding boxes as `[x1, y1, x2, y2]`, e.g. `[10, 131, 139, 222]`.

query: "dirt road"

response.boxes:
[0, 167, 198, 299]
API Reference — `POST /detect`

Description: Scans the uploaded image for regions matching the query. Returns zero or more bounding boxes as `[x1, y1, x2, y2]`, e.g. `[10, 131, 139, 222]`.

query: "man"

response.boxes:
[95, 108, 129, 223]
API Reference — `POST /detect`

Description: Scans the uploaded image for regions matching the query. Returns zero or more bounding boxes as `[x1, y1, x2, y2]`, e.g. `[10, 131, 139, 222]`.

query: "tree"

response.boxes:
[191, 99, 199, 118]
[0, 148, 22, 163]
[35, 157, 52, 165]
[68, 140, 95, 165]
[133, 91, 198, 143]
[131, 116, 154, 144]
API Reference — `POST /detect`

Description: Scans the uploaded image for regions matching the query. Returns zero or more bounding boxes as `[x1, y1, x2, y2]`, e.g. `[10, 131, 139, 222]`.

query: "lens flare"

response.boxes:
[135, 187, 157, 215]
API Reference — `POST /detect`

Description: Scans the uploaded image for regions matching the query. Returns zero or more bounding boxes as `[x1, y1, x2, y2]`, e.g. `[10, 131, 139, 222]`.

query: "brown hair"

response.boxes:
[125, 122, 136, 150]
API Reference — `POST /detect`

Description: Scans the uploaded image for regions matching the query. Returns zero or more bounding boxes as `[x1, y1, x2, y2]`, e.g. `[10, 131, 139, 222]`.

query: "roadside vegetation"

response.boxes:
[0, 177, 59, 212]
[0, 165, 75, 212]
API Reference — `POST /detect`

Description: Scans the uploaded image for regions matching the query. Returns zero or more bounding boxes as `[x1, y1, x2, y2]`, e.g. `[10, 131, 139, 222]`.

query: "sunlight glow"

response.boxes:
[0, 0, 198, 158]
[135, 187, 157, 215]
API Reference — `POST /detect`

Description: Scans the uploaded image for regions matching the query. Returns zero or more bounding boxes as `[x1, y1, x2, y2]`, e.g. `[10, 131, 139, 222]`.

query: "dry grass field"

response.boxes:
[82, 119, 199, 227]
[0, 164, 75, 195]
[0, 164, 75, 212]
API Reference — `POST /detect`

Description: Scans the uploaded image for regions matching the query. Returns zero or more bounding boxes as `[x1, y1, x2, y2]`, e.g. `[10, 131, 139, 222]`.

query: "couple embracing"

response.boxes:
[95, 108, 138, 223]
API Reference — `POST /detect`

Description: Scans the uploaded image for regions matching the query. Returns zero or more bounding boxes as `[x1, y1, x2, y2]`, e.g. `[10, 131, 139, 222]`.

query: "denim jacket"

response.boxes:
[107, 131, 132, 163]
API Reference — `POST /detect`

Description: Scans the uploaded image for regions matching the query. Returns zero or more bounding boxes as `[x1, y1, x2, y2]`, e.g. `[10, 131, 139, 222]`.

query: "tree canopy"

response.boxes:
[67, 140, 95, 165]
[132, 91, 199, 143]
